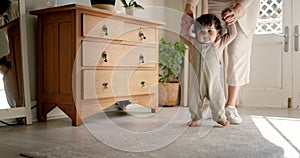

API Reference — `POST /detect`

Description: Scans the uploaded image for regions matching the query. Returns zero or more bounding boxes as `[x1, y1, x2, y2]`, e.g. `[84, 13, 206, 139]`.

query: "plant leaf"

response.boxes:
[158, 38, 187, 82]
[120, 0, 128, 7]
[135, 4, 144, 9]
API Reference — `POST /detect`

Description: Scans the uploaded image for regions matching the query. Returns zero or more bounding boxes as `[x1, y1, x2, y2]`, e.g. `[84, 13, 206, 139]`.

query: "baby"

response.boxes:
[180, 13, 237, 126]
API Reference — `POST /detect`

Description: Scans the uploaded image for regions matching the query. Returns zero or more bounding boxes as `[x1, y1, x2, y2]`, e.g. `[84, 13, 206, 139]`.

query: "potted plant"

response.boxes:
[159, 38, 187, 106]
[120, 0, 144, 15]
[90, 0, 116, 11]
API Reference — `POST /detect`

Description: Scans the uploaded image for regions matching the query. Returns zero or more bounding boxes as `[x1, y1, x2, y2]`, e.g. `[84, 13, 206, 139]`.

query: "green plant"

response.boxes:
[159, 38, 187, 83]
[120, 0, 144, 9]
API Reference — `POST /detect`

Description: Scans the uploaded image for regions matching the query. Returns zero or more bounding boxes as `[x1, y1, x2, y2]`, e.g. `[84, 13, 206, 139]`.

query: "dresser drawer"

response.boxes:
[82, 70, 157, 100]
[82, 41, 157, 68]
[127, 69, 157, 95]
[82, 41, 126, 67]
[121, 22, 156, 43]
[82, 70, 114, 99]
[82, 14, 124, 40]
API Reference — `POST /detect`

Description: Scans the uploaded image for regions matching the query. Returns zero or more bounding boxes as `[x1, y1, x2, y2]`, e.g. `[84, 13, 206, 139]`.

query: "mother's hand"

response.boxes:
[222, 3, 245, 25]
[221, 8, 237, 25]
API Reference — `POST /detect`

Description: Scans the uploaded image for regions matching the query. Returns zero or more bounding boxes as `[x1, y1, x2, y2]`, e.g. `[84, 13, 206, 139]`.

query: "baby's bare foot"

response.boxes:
[187, 120, 201, 127]
[217, 120, 230, 126]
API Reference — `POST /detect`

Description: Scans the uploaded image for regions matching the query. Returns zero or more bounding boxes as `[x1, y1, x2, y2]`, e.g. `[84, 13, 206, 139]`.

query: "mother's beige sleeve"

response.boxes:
[237, 0, 260, 37]
[238, 0, 255, 8]
[185, 0, 208, 14]
[185, 0, 199, 5]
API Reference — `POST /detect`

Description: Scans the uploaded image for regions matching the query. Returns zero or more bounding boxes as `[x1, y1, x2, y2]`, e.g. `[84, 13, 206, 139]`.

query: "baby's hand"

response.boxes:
[184, 4, 194, 17]
[181, 13, 194, 25]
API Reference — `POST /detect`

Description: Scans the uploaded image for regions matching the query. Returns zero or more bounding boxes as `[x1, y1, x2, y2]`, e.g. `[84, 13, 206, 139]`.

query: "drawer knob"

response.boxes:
[139, 54, 144, 64]
[102, 51, 108, 62]
[102, 82, 109, 88]
[139, 31, 146, 40]
[140, 81, 145, 87]
[102, 25, 108, 36]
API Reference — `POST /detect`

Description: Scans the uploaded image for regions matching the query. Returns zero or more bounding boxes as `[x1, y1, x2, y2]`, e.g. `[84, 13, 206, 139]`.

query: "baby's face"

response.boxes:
[196, 24, 218, 43]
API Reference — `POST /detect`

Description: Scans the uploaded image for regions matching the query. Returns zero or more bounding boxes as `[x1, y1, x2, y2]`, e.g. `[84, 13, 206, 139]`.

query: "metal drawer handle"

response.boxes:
[139, 31, 146, 40]
[295, 25, 299, 52]
[102, 25, 108, 36]
[102, 82, 109, 88]
[140, 81, 145, 87]
[102, 51, 108, 62]
[139, 54, 144, 64]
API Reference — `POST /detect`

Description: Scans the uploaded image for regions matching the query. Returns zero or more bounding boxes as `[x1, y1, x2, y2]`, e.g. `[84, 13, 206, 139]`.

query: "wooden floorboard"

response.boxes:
[0, 117, 94, 158]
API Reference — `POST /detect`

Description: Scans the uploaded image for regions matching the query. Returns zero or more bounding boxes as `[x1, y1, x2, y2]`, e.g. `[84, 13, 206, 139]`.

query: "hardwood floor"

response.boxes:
[0, 117, 94, 158]
[0, 106, 299, 158]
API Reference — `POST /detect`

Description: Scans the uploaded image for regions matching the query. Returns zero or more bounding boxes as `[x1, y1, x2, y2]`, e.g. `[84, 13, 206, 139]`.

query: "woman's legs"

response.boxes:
[226, 85, 240, 106]
[225, 85, 242, 124]
[225, 24, 251, 124]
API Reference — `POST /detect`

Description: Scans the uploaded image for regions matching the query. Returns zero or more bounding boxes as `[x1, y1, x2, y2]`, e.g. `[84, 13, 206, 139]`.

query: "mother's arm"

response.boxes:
[184, 0, 208, 17]
[222, 0, 255, 25]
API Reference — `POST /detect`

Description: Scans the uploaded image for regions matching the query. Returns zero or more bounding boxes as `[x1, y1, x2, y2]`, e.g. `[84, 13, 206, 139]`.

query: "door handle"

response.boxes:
[275, 26, 289, 52]
[295, 25, 299, 52]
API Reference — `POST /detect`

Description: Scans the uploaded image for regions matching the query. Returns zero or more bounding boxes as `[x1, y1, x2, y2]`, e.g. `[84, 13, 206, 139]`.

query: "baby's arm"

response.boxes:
[185, 1, 196, 17]
[217, 23, 237, 51]
[179, 13, 196, 58]
[180, 14, 196, 59]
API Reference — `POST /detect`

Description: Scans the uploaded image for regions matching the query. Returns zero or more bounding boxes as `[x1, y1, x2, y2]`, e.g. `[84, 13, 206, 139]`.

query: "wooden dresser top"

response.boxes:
[30, 4, 166, 27]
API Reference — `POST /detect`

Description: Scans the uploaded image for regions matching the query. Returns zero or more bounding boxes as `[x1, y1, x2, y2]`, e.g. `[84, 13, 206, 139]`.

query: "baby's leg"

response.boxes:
[188, 97, 205, 127]
[188, 72, 204, 127]
[217, 119, 230, 126]
[210, 102, 230, 126]
[209, 100, 230, 126]
[187, 120, 201, 126]
[188, 100, 205, 127]
[209, 79, 229, 126]
[188, 101, 203, 127]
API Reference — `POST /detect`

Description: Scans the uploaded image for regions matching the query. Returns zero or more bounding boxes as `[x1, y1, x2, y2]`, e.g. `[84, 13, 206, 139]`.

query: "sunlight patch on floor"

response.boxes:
[251, 115, 300, 158]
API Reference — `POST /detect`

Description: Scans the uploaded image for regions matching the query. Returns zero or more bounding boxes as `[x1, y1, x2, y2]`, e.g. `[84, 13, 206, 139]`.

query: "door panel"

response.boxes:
[250, 35, 284, 89]
[240, 0, 293, 108]
[292, 0, 300, 108]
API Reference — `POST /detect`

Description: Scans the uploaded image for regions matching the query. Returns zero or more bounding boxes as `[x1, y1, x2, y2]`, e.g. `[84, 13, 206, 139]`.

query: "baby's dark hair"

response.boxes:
[194, 14, 222, 35]
[0, 0, 11, 15]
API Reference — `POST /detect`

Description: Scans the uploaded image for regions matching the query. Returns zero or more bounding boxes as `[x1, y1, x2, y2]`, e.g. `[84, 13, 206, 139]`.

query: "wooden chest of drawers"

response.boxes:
[30, 4, 164, 126]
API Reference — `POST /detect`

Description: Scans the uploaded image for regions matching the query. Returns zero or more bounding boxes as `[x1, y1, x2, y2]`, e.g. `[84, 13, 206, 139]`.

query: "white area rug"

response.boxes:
[21, 105, 285, 158]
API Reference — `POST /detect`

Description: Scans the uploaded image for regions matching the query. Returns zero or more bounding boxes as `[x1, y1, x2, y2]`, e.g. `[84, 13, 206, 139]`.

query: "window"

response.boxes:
[255, 0, 283, 35]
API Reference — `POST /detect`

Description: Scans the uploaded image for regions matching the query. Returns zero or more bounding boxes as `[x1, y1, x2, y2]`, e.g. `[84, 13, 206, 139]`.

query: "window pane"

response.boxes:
[255, 0, 283, 35]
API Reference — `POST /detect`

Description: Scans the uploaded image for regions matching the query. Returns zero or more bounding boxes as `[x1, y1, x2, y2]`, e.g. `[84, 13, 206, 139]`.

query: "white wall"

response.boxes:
[117, 0, 166, 20]
[57, 0, 90, 6]
[164, 0, 185, 43]
[118, 0, 185, 43]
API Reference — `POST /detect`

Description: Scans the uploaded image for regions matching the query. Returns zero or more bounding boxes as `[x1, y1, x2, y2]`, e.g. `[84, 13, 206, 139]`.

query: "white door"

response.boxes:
[240, 0, 300, 108]
[292, 0, 300, 108]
